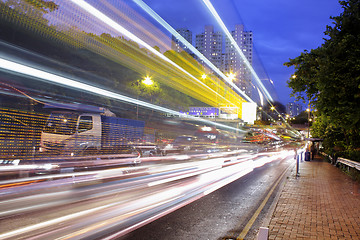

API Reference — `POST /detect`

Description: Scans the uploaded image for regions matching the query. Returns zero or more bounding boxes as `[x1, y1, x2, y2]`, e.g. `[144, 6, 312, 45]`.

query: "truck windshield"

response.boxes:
[43, 113, 78, 135]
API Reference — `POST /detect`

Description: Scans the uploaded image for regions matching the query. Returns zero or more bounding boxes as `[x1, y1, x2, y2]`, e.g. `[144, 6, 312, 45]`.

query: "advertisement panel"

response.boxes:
[242, 102, 257, 124]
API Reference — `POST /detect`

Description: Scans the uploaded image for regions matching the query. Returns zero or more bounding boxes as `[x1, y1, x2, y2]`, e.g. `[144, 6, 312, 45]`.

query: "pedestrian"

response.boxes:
[311, 143, 316, 160]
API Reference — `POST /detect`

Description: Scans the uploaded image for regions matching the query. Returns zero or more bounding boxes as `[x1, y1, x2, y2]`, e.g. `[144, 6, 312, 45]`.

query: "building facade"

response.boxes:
[195, 25, 223, 69]
[172, 25, 254, 98]
[171, 28, 193, 54]
[286, 102, 303, 117]
[223, 24, 253, 97]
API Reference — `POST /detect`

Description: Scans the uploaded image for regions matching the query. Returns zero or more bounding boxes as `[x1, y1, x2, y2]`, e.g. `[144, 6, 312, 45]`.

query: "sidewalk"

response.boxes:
[268, 155, 360, 239]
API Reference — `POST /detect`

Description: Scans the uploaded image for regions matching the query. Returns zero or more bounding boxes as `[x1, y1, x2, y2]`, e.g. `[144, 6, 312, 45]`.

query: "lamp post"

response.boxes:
[258, 107, 263, 121]
[306, 107, 311, 138]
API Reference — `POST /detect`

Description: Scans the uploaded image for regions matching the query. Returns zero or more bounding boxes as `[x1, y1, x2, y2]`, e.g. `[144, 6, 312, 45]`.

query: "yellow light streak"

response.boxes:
[0, 0, 249, 118]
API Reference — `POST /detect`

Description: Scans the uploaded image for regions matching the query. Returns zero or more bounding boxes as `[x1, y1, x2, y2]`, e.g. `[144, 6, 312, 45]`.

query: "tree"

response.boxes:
[291, 111, 309, 125]
[285, 0, 360, 155]
[4, 0, 58, 23]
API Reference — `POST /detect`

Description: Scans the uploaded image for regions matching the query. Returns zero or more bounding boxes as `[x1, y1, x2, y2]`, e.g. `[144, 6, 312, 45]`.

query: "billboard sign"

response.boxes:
[186, 107, 219, 117]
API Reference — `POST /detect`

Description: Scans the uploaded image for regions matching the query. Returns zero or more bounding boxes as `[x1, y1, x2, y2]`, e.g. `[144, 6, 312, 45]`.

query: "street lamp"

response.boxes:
[227, 72, 236, 82]
[142, 76, 153, 86]
[201, 74, 207, 80]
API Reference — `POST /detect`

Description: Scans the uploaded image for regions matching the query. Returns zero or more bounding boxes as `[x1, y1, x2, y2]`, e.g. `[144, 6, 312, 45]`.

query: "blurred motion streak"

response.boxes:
[0, 149, 294, 239]
[0, 58, 244, 133]
[0, 0, 247, 114]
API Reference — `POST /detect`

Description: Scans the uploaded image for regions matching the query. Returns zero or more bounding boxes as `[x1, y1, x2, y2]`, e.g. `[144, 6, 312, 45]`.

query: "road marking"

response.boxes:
[237, 161, 294, 240]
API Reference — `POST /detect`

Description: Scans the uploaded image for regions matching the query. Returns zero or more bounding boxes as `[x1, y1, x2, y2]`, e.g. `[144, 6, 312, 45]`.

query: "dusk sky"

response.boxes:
[138, 0, 344, 105]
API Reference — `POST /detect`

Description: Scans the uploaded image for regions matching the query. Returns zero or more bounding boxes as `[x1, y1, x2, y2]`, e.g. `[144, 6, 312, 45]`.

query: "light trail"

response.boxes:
[69, 0, 233, 107]
[0, 148, 290, 239]
[0, 57, 245, 132]
[201, 0, 274, 103]
[132, 0, 254, 103]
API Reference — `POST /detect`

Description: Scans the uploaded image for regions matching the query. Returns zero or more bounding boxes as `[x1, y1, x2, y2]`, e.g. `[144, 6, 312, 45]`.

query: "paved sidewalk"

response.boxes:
[268, 155, 360, 240]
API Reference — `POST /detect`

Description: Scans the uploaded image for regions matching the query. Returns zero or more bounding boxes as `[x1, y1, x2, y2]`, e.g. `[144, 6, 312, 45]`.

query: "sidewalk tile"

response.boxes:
[268, 156, 360, 239]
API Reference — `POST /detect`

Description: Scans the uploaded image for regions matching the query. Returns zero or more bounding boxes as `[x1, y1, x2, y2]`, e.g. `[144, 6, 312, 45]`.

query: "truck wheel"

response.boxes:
[132, 149, 142, 158]
[131, 149, 142, 165]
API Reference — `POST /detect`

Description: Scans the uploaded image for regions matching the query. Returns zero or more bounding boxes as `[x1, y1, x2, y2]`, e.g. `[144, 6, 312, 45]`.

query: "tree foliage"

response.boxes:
[1, 0, 198, 114]
[285, 0, 360, 156]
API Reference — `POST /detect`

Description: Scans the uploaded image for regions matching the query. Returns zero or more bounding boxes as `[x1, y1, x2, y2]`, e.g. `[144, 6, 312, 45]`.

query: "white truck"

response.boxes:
[39, 103, 157, 157]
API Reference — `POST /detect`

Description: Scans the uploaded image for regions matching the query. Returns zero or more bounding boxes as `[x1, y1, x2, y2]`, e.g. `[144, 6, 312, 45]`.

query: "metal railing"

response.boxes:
[320, 152, 360, 171]
[337, 157, 360, 171]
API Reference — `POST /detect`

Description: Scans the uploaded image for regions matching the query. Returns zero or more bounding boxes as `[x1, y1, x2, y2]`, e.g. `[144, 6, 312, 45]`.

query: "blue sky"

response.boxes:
[139, 0, 344, 105]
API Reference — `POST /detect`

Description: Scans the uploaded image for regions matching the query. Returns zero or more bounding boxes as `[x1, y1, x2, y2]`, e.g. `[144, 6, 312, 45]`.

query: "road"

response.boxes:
[0, 147, 295, 240]
[120, 152, 294, 240]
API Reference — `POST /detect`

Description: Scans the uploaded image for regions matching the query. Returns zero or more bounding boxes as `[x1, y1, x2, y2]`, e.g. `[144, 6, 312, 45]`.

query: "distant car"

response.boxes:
[161, 135, 198, 155]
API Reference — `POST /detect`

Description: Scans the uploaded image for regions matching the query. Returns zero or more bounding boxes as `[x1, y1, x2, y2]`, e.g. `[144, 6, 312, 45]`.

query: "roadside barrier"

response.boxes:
[337, 157, 360, 172]
[320, 152, 360, 174]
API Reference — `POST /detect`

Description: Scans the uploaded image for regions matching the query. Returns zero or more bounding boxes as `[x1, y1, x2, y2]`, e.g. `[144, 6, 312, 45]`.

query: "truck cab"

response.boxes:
[40, 111, 102, 156]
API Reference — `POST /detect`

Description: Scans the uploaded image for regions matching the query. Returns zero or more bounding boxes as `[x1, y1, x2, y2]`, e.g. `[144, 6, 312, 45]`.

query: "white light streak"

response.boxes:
[0, 58, 245, 132]
[0, 58, 179, 115]
[257, 87, 264, 106]
[201, 0, 274, 102]
[0, 202, 115, 239]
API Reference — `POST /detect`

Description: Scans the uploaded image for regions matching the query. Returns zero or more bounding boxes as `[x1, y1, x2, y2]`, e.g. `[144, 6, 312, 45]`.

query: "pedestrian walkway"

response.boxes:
[268, 155, 360, 240]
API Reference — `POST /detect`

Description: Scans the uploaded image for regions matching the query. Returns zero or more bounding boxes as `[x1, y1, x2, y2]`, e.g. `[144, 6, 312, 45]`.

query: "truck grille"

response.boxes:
[42, 141, 65, 152]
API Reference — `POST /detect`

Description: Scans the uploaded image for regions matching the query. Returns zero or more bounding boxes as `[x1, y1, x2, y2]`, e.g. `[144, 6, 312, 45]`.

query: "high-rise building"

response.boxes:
[195, 25, 223, 69]
[171, 28, 193, 54]
[286, 102, 303, 117]
[180, 25, 253, 98]
[223, 24, 253, 97]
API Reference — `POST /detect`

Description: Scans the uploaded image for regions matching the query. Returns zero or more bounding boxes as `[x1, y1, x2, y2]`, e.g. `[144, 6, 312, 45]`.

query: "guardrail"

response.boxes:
[337, 157, 360, 171]
[320, 152, 360, 172]
[320, 152, 335, 164]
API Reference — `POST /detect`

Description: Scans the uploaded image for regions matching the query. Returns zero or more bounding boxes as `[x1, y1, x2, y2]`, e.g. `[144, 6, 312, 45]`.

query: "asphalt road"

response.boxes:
[120, 155, 294, 240]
